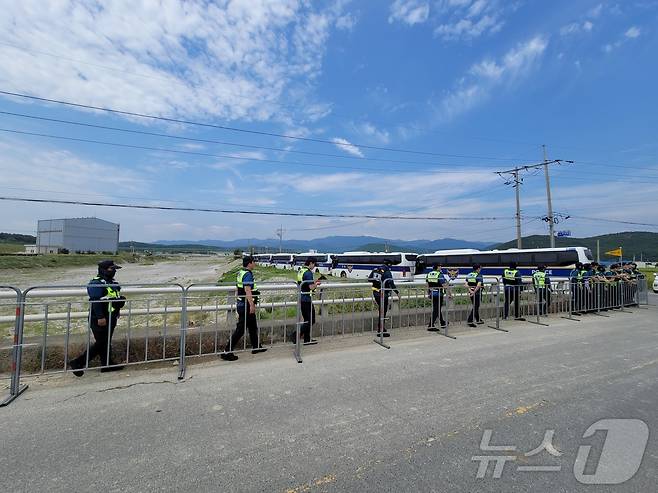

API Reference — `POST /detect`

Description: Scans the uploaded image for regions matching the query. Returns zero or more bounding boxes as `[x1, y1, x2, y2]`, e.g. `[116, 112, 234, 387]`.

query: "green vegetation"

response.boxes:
[119, 241, 229, 254]
[0, 252, 159, 270]
[495, 232, 658, 261]
[0, 233, 35, 243]
[0, 242, 24, 254]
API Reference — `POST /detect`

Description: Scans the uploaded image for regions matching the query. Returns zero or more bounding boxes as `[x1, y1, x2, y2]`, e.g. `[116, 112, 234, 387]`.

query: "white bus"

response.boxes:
[270, 253, 294, 270]
[330, 252, 418, 280]
[292, 253, 333, 275]
[252, 254, 272, 266]
[414, 247, 594, 281]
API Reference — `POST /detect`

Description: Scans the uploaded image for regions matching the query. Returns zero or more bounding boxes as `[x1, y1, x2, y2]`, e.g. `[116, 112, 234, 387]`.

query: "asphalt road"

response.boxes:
[1, 299, 657, 492]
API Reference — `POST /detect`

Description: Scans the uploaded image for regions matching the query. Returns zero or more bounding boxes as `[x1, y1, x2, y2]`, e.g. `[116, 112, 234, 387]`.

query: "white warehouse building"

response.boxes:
[34, 217, 120, 254]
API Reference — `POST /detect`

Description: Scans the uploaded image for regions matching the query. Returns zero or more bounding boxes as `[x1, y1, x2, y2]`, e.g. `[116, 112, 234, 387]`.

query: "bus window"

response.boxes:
[472, 253, 500, 266]
[534, 252, 559, 264]
[445, 255, 472, 266]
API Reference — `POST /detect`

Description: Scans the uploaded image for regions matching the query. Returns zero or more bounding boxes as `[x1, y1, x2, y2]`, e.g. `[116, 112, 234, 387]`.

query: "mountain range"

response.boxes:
[149, 235, 492, 253]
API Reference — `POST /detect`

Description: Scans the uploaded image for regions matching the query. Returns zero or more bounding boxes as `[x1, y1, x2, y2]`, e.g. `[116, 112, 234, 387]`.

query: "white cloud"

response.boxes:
[388, 0, 430, 26]
[603, 25, 642, 52]
[437, 35, 548, 121]
[0, 0, 346, 124]
[433, 0, 510, 41]
[332, 137, 364, 157]
[625, 26, 641, 38]
[588, 3, 604, 18]
[560, 20, 594, 36]
[356, 122, 391, 144]
[336, 13, 357, 31]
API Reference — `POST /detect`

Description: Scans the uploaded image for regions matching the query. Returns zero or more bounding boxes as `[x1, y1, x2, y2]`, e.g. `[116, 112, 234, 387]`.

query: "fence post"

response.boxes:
[488, 282, 508, 333]
[1, 287, 28, 407]
[178, 286, 188, 380]
[294, 285, 303, 363]
[562, 281, 580, 322]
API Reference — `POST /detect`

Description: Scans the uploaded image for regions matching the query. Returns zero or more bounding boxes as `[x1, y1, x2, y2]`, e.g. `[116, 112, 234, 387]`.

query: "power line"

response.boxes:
[0, 127, 503, 174]
[0, 110, 530, 168]
[0, 90, 544, 159]
[554, 213, 658, 228]
[0, 196, 515, 221]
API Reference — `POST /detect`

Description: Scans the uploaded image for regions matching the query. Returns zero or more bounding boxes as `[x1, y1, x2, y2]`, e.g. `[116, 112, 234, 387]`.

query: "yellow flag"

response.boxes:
[605, 247, 622, 257]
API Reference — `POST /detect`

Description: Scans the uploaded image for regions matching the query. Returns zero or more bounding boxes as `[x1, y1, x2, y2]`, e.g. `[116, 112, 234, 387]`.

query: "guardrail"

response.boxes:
[0, 277, 648, 406]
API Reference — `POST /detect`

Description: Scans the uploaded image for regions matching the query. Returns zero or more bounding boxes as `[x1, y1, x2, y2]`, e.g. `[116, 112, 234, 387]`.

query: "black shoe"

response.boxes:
[100, 364, 125, 373]
[514, 317, 526, 321]
[303, 339, 319, 346]
[440, 323, 448, 329]
[375, 331, 391, 338]
[476, 320, 485, 325]
[251, 346, 268, 354]
[220, 352, 239, 361]
[69, 360, 84, 377]
[427, 326, 439, 332]
[468, 323, 477, 328]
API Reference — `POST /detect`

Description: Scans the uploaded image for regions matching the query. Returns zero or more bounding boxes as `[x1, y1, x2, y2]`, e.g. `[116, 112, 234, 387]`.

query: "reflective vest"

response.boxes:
[426, 270, 444, 293]
[577, 269, 587, 281]
[533, 271, 547, 288]
[466, 271, 480, 286]
[94, 276, 121, 313]
[236, 269, 257, 299]
[297, 266, 310, 284]
[370, 268, 384, 291]
[503, 269, 518, 284]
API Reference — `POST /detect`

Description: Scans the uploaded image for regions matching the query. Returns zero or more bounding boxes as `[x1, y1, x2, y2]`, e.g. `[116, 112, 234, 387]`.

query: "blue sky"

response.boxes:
[0, 0, 657, 244]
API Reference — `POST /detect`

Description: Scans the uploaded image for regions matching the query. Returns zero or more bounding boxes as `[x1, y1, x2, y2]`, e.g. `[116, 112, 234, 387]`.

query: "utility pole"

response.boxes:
[496, 157, 573, 250]
[514, 169, 522, 248]
[543, 145, 555, 248]
[276, 225, 284, 253]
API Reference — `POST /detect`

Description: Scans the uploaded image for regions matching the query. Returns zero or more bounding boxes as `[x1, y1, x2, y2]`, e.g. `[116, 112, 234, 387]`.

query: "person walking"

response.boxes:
[69, 260, 126, 376]
[221, 255, 267, 362]
[291, 257, 321, 345]
[368, 259, 400, 337]
[426, 263, 448, 330]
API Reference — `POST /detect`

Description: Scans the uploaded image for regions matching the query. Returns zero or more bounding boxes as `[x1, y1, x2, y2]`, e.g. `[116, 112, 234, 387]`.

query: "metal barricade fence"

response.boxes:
[12, 283, 185, 379]
[1, 286, 27, 407]
[180, 282, 300, 371]
[637, 277, 649, 305]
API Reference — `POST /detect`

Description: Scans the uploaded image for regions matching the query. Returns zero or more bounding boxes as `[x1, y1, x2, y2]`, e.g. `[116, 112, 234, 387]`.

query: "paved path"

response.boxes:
[1, 301, 657, 492]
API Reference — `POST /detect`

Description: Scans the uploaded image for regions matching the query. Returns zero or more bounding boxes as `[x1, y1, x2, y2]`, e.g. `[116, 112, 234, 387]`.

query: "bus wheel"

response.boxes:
[340, 271, 347, 278]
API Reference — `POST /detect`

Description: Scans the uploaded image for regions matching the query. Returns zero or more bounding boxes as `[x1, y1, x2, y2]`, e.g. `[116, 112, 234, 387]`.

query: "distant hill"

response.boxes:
[494, 232, 658, 261]
[0, 233, 35, 243]
[152, 235, 492, 253]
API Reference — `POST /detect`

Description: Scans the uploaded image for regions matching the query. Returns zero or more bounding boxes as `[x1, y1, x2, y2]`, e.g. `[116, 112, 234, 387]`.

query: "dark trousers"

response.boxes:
[467, 291, 481, 323]
[71, 315, 119, 367]
[430, 294, 446, 326]
[227, 304, 259, 352]
[299, 299, 316, 342]
[373, 291, 390, 330]
[535, 288, 548, 315]
[503, 285, 520, 318]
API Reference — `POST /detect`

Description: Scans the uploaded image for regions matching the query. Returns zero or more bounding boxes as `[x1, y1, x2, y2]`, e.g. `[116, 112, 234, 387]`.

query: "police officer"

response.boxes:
[569, 262, 584, 314]
[503, 261, 523, 320]
[368, 259, 400, 337]
[426, 263, 447, 330]
[69, 260, 126, 376]
[466, 264, 484, 328]
[532, 265, 551, 316]
[291, 257, 321, 345]
[221, 255, 267, 361]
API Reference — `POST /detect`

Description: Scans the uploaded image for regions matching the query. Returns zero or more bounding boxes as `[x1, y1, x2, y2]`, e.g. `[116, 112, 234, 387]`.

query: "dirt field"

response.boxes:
[0, 255, 241, 290]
